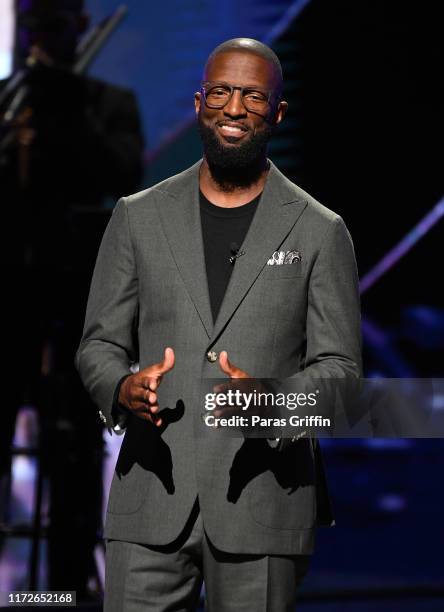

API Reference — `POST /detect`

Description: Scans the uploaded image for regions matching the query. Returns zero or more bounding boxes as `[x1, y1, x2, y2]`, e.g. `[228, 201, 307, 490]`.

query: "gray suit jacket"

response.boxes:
[75, 159, 362, 555]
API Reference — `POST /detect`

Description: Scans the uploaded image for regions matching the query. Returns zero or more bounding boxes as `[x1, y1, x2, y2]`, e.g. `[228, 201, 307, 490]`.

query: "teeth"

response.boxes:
[220, 125, 244, 133]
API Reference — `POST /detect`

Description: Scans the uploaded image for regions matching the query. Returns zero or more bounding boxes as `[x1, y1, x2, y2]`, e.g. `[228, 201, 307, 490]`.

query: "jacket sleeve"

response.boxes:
[274, 215, 362, 451]
[75, 196, 139, 430]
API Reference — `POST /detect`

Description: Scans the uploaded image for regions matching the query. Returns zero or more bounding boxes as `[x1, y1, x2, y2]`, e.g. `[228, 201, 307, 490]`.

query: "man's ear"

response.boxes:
[274, 100, 288, 125]
[194, 91, 201, 116]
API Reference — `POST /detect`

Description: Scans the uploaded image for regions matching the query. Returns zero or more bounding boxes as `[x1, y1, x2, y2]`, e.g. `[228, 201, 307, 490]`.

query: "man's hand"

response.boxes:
[214, 351, 272, 419]
[118, 347, 175, 426]
[213, 351, 251, 418]
[218, 350, 249, 380]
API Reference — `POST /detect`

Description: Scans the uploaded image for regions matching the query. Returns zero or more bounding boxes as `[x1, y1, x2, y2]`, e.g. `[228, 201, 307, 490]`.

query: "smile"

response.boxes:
[217, 124, 248, 139]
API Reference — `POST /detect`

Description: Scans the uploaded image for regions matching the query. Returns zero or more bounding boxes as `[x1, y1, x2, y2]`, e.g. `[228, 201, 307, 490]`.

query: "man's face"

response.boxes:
[195, 50, 287, 171]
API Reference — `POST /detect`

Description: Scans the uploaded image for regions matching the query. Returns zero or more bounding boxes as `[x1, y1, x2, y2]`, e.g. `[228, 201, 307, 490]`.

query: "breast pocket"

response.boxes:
[261, 261, 305, 279]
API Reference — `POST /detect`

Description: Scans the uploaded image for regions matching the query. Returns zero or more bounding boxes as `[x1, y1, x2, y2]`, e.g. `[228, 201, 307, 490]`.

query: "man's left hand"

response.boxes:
[218, 350, 249, 380]
[213, 351, 267, 418]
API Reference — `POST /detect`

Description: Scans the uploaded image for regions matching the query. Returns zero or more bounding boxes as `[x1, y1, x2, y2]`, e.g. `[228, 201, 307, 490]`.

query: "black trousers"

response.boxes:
[104, 501, 311, 612]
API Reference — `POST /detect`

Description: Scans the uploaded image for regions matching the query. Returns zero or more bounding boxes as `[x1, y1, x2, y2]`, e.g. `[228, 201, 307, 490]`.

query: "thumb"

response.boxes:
[219, 351, 235, 377]
[158, 347, 175, 374]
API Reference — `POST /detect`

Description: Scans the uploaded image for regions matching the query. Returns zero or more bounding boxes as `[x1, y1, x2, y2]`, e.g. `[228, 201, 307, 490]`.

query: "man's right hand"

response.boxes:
[118, 347, 175, 426]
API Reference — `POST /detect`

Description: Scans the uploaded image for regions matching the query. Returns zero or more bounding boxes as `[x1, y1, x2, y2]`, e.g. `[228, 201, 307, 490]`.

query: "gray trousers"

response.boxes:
[104, 501, 310, 611]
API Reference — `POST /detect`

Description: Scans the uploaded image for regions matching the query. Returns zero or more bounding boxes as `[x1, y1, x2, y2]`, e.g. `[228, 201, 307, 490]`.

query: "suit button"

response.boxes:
[206, 350, 218, 363]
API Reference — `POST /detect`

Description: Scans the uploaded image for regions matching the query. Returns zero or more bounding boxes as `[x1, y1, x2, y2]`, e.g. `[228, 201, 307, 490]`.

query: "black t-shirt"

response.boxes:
[200, 190, 261, 322]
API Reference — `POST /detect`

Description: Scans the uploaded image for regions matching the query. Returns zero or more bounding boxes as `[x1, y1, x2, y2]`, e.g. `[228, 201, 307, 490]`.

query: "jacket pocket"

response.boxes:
[247, 439, 316, 529]
[107, 463, 146, 515]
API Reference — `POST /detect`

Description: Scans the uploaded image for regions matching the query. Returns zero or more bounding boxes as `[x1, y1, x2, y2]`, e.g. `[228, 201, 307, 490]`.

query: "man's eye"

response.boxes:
[210, 88, 229, 96]
[244, 91, 267, 101]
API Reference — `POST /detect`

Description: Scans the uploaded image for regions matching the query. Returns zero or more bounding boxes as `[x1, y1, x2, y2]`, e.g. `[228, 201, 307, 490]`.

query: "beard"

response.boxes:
[197, 114, 274, 191]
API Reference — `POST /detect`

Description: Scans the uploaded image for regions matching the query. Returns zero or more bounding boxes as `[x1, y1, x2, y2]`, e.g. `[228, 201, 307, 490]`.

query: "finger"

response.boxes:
[148, 377, 160, 391]
[132, 387, 155, 405]
[141, 407, 162, 426]
[140, 347, 175, 379]
[139, 391, 160, 414]
[137, 387, 157, 402]
[133, 403, 161, 421]
[148, 391, 158, 406]
[139, 411, 162, 427]
[140, 376, 160, 392]
[132, 401, 151, 413]
[137, 394, 160, 415]
[218, 351, 237, 377]
[156, 347, 175, 375]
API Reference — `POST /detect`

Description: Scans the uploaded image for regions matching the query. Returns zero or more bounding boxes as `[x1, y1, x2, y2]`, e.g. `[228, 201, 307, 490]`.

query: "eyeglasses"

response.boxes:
[200, 81, 278, 115]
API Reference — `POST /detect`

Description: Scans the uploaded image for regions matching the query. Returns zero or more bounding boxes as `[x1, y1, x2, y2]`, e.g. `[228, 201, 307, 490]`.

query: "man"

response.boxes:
[0, 0, 143, 597]
[76, 38, 361, 610]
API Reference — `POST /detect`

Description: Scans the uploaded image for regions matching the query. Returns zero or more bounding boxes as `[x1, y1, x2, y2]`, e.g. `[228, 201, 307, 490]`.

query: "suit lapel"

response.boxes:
[154, 161, 213, 338]
[210, 161, 307, 343]
[154, 159, 307, 344]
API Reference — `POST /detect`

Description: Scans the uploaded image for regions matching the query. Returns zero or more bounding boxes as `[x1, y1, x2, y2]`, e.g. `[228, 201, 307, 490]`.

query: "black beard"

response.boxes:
[198, 115, 274, 191]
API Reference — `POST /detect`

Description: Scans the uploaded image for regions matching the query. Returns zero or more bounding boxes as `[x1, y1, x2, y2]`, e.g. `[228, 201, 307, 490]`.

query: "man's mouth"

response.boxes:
[217, 122, 249, 140]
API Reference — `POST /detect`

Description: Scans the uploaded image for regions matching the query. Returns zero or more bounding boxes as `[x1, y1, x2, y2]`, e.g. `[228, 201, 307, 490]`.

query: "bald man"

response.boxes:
[76, 38, 361, 611]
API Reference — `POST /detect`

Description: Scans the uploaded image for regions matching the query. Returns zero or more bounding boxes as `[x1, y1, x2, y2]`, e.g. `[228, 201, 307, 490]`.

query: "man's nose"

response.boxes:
[224, 90, 247, 117]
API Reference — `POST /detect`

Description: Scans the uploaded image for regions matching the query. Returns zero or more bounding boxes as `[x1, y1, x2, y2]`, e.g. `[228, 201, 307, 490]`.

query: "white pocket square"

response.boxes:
[267, 250, 302, 266]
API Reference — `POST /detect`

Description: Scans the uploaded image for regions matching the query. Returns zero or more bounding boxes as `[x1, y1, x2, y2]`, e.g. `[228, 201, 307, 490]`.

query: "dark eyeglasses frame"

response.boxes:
[200, 81, 280, 117]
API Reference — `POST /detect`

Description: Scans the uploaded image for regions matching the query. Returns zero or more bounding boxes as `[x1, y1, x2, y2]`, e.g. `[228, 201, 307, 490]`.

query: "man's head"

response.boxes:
[16, 0, 89, 66]
[195, 38, 287, 189]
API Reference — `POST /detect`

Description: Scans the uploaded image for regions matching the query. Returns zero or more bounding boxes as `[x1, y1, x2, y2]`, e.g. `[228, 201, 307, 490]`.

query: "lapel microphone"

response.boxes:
[229, 242, 246, 265]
